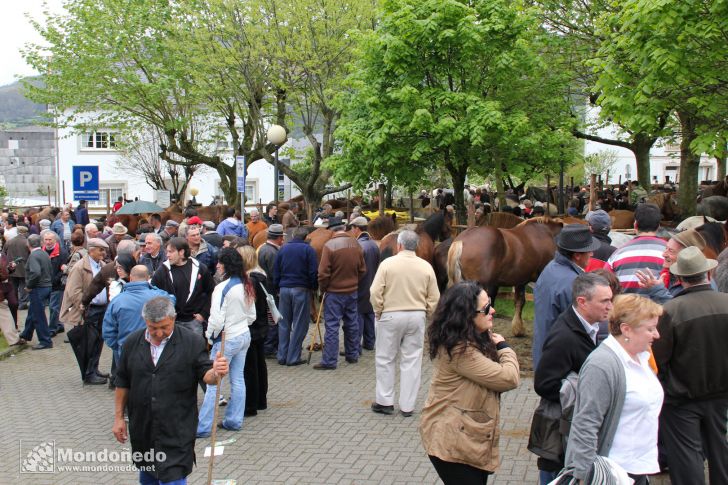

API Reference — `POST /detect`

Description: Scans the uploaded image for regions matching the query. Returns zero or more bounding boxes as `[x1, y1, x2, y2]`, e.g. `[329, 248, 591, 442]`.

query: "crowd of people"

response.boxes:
[0, 197, 726, 485]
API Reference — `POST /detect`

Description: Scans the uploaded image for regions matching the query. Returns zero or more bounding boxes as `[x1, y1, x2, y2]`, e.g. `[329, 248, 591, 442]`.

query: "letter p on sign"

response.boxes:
[79, 171, 93, 187]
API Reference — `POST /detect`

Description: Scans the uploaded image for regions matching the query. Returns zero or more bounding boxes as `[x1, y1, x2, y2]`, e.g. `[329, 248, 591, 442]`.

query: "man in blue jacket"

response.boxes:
[273, 227, 317, 366]
[217, 206, 248, 240]
[348, 217, 380, 355]
[102, 265, 175, 385]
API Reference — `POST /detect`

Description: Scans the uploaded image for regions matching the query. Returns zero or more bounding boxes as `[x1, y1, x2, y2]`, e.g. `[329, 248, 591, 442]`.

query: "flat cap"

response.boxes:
[349, 216, 368, 227]
[87, 238, 109, 249]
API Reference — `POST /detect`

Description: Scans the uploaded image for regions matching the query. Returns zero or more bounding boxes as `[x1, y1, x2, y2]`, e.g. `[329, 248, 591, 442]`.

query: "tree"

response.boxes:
[335, 0, 575, 220]
[23, 0, 373, 212]
[534, 0, 672, 189]
[115, 128, 200, 205]
[593, 0, 728, 215]
[583, 149, 618, 184]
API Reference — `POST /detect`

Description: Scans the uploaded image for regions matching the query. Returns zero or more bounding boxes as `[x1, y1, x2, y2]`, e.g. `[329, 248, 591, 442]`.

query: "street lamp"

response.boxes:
[267, 124, 287, 203]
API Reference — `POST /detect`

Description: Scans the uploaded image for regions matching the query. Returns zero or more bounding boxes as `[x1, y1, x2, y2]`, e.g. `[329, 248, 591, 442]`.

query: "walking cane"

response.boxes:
[307, 292, 326, 364]
[206, 330, 225, 485]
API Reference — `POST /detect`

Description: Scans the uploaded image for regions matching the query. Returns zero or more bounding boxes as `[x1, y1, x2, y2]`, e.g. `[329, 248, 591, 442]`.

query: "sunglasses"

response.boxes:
[475, 302, 493, 315]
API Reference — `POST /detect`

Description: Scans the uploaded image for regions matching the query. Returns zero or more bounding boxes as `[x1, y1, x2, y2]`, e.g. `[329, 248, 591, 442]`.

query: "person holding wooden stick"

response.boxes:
[112, 296, 228, 485]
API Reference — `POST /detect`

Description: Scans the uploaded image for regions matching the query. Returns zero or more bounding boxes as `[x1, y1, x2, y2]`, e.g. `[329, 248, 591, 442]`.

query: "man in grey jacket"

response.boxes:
[19, 234, 53, 349]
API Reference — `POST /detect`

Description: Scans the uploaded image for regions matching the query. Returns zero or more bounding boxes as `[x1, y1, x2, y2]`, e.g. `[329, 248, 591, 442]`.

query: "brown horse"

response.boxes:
[486, 211, 523, 229]
[609, 209, 635, 229]
[378, 211, 452, 265]
[447, 217, 563, 337]
[695, 220, 728, 259]
[368, 215, 397, 241]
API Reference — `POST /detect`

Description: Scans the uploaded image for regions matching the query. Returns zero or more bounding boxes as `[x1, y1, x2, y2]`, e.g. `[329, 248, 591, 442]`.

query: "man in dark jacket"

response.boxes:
[585, 209, 616, 263]
[150, 237, 215, 338]
[185, 225, 217, 276]
[42, 230, 69, 337]
[112, 296, 228, 484]
[201, 221, 223, 249]
[315, 217, 366, 370]
[532, 272, 613, 484]
[19, 234, 53, 349]
[348, 216, 380, 354]
[75, 200, 90, 226]
[139, 233, 166, 274]
[533, 224, 601, 368]
[273, 227, 317, 366]
[652, 247, 728, 485]
[4, 225, 30, 316]
[258, 224, 283, 356]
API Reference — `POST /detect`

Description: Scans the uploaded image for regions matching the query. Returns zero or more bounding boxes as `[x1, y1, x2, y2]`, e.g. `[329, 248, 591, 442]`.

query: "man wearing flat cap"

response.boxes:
[314, 216, 366, 370]
[653, 247, 728, 485]
[60, 237, 111, 384]
[259, 224, 284, 357]
[160, 219, 179, 243]
[533, 224, 601, 368]
[585, 209, 616, 263]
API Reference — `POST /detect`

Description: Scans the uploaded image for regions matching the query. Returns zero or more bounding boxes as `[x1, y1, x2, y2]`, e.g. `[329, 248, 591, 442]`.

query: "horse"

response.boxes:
[378, 211, 452, 265]
[676, 215, 720, 231]
[695, 220, 728, 259]
[608, 209, 635, 229]
[698, 196, 728, 221]
[446, 216, 564, 337]
[368, 215, 397, 241]
[29, 206, 59, 226]
[486, 212, 523, 229]
[107, 214, 140, 236]
[647, 191, 681, 222]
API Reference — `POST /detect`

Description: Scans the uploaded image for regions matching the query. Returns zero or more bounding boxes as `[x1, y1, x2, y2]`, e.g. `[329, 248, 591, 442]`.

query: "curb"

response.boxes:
[0, 343, 28, 361]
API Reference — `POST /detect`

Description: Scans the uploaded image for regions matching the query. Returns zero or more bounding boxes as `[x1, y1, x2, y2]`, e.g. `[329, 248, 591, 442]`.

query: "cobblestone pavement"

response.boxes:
[0, 319, 671, 484]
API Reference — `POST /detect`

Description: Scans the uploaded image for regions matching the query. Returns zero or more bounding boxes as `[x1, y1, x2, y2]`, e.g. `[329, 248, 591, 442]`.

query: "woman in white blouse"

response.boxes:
[565, 294, 663, 484]
[196, 247, 256, 438]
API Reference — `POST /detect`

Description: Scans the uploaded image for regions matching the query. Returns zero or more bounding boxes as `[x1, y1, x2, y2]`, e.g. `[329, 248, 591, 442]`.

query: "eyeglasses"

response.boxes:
[475, 302, 492, 315]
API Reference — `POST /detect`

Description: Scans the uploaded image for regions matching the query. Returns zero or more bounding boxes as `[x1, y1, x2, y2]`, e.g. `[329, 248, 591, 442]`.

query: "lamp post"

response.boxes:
[267, 124, 287, 203]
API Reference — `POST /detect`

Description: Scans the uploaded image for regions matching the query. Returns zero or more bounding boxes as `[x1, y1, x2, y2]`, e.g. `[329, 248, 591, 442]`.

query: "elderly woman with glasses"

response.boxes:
[419, 281, 520, 485]
[565, 294, 663, 484]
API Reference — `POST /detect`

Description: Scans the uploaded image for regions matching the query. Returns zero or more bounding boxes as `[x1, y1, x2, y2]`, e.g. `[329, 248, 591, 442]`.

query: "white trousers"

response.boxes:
[0, 300, 19, 345]
[374, 310, 426, 412]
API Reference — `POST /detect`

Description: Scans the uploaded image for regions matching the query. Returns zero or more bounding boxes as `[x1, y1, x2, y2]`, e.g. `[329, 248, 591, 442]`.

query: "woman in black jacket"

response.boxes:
[238, 245, 269, 416]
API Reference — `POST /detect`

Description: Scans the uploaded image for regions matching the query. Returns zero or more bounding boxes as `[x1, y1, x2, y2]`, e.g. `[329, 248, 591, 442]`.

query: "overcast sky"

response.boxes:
[0, 0, 64, 86]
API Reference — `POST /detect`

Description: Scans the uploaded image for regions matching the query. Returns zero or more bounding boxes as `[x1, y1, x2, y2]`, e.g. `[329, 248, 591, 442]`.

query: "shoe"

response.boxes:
[108, 380, 116, 390]
[217, 421, 239, 431]
[196, 432, 210, 439]
[84, 375, 107, 385]
[219, 396, 228, 407]
[18, 304, 28, 310]
[313, 363, 336, 370]
[49, 330, 58, 338]
[264, 353, 278, 360]
[96, 371, 110, 378]
[363, 345, 374, 351]
[31, 344, 53, 350]
[287, 360, 306, 366]
[244, 409, 258, 417]
[339, 350, 346, 356]
[400, 410, 414, 417]
[10, 338, 27, 346]
[56, 327, 65, 334]
[63, 337, 70, 343]
[371, 403, 394, 415]
[345, 357, 358, 364]
[277, 360, 286, 366]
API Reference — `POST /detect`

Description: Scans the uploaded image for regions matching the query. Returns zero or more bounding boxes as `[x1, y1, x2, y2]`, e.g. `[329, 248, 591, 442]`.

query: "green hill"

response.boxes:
[0, 79, 47, 128]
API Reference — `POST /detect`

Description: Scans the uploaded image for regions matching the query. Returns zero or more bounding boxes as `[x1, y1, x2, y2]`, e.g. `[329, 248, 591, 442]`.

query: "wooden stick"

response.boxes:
[206, 331, 226, 485]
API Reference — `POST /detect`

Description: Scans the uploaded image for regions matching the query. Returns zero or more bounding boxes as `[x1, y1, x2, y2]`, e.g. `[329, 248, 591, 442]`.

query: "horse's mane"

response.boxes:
[696, 221, 727, 255]
[369, 215, 397, 240]
[419, 211, 449, 241]
[487, 211, 523, 229]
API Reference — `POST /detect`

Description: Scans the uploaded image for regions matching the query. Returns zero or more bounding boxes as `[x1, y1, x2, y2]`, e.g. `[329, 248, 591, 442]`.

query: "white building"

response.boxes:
[56, 115, 301, 209]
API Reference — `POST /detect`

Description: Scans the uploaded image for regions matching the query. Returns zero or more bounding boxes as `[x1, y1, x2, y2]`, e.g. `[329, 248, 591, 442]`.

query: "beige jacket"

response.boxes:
[419, 344, 519, 472]
[369, 250, 439, 318]
[60, 256, 104, 325]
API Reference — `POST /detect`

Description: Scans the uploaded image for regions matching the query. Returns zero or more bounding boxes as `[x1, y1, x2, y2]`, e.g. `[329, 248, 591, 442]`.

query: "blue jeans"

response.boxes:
[277, 287, 310, 364]
[321, 291, 359, 367]
[139, 470, 186, 485]
[539, 469, 557, 485]
[197, 331, 251, 437]
[48, 289, 63, 333]
[20, 286, 52, 347]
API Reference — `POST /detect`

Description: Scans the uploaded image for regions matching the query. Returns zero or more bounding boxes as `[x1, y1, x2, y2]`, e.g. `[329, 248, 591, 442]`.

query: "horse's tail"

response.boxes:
[447, 240, 464, 288]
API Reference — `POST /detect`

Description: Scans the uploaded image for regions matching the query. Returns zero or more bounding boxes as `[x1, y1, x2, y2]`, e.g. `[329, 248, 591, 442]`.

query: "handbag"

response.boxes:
[258, 282, 282, 324]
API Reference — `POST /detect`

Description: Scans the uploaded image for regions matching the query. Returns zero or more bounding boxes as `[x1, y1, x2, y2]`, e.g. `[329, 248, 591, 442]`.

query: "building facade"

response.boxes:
[0, 126, 57, 202]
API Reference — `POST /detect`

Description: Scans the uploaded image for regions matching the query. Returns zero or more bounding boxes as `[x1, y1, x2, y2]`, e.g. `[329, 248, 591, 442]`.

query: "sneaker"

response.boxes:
[371, 403, 394, 415]
[219, 396, 228, 407]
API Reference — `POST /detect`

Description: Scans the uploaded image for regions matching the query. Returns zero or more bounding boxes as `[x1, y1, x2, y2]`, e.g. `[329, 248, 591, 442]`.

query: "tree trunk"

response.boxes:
[633, 133, 653, 189]
[446, 163, 467, 224]
[716, 136, 727, 181]
[495, 163, 506, 211]
[385, 181, 393, 208]
[677, 111, 700, 216]
[302, 189, 322, 225]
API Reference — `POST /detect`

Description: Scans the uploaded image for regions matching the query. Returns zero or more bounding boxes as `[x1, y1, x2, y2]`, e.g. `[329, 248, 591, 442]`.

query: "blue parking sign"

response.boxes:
[72, 166, 100, 201]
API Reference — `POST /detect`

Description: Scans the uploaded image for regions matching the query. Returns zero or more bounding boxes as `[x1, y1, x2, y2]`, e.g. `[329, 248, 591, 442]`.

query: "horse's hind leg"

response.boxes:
[511, 284, 526, 337]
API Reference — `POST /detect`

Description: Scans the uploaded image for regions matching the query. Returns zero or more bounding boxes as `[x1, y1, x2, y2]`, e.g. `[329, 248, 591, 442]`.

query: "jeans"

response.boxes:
[358, 310, 375, 353]
[84, 305, 107, 380]
[277, 287, 310, 364]
[539, 470, 557, 485]
[139, 470, 186, 485]
[197, 331, 251, 437]
[321, 291, 359, 367]
[20, 286, 52, 347]
[48, 289, 63, 333]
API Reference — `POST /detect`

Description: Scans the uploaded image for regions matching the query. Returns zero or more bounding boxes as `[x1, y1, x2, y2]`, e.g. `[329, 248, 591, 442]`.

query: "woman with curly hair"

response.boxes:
[196, 247, 256, 438]
[419, 281, 520, 485]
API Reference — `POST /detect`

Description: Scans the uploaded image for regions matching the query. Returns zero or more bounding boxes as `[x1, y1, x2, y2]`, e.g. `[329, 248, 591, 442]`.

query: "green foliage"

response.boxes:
[335, 0, 576, 199]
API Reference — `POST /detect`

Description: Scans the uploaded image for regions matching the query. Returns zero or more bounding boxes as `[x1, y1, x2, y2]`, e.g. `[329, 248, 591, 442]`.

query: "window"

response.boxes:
[245, 180, 257, 203]
[82, 131, 118, 150]
[91, 183, 126, 207]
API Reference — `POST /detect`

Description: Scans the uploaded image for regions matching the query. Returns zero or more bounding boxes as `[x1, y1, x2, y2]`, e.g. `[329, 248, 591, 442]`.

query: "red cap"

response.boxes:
[187, 216, 203, 225]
